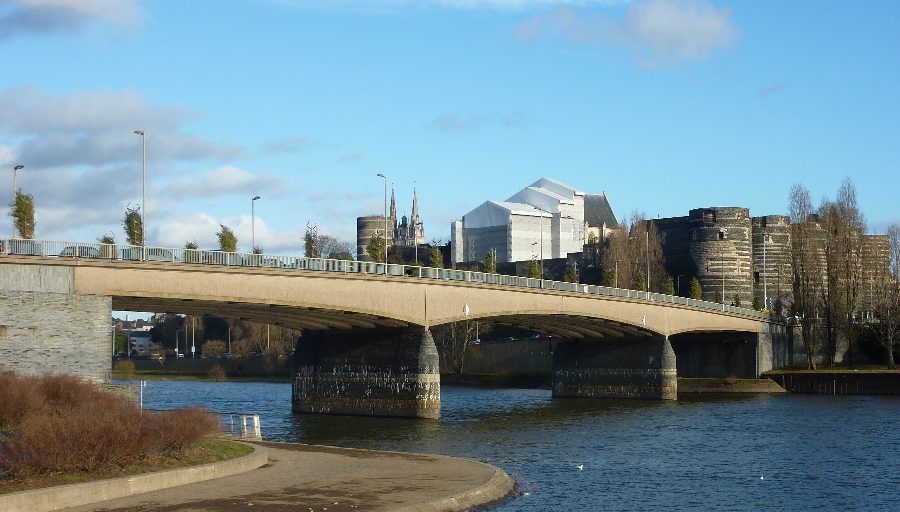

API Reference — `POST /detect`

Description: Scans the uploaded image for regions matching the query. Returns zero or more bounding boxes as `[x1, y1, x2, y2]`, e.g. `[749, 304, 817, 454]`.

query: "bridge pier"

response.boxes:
[0, 264, 111, 383]
[292, 327, 441, 419]
[552, 335, 677, 400]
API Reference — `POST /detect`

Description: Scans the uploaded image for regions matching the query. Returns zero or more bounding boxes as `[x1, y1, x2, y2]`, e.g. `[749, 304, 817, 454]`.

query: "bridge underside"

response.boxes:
[112, 296, 411, 331]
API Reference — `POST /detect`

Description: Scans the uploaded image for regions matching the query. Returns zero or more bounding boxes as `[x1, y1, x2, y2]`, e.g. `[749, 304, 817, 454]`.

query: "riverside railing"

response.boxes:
[0, 237, 776, 320]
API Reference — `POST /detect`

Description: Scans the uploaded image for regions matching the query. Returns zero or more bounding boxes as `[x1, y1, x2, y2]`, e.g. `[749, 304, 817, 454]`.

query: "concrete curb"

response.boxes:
[0, 442, 268, 512]
[395, 460, 516, 512]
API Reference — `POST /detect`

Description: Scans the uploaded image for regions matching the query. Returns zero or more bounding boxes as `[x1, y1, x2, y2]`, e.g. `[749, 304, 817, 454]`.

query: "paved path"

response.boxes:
[63, 442, 515, 512]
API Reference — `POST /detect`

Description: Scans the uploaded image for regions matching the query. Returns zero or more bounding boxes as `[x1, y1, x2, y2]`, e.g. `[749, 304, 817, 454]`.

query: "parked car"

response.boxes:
[59, 246, 102, 259]
[120, 247, 176, 262]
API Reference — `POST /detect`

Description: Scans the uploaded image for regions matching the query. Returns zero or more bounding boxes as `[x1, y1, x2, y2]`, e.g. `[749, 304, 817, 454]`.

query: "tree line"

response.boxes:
[789, 179, 899, 369]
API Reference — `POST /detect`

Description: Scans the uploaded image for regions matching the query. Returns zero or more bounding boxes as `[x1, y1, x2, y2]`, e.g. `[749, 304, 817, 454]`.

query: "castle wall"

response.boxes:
[751, 215, 793, 309]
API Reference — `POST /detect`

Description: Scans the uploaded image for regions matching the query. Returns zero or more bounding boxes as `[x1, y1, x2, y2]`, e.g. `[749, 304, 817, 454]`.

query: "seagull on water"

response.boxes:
[576, 464, 584, 470]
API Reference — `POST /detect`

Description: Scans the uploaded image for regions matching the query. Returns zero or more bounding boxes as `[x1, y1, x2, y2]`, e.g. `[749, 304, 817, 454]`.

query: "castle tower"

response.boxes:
[689, 207, 753, 305]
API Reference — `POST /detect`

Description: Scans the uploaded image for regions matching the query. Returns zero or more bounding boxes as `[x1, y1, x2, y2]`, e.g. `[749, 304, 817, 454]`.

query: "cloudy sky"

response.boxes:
[1, 0, 898, 255]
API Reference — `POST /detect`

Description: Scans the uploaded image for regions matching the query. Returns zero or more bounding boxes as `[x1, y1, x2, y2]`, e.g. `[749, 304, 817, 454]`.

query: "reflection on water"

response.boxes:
[132, 380, 900, 511]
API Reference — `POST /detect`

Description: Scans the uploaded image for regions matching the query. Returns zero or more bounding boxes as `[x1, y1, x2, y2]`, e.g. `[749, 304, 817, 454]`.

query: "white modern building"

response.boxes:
[451, 178, 617, 265]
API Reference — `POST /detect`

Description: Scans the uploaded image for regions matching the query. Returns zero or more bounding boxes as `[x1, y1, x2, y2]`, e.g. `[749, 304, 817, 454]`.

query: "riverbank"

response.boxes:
[764, 366, 900, 395]
[60, 442, 516, 512]
[677, 377, 787, 394]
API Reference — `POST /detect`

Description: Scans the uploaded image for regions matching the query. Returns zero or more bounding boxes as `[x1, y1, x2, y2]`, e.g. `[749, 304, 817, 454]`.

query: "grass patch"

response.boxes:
[0, 439, 253, 495]
[764, 364, 900, 375]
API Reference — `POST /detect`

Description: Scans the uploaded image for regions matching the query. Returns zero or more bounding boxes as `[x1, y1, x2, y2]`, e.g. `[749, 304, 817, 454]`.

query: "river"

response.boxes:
[135, 381, 900, 511]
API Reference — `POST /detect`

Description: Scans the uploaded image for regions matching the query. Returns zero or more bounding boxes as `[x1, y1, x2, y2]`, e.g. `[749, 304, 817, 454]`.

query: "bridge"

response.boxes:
[0, 238, 790, 419]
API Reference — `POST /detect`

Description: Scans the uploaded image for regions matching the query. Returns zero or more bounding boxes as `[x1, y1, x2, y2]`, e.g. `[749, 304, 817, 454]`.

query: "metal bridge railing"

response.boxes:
[0, 237, 776, 320]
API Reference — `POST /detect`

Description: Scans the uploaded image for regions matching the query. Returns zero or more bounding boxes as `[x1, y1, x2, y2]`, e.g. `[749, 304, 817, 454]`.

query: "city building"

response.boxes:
[450, 178, 617, 265]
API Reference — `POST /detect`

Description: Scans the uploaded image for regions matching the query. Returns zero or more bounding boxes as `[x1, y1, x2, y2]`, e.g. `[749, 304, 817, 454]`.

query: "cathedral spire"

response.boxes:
[389, 188, 397, 224]
[411, 188, 419, 221]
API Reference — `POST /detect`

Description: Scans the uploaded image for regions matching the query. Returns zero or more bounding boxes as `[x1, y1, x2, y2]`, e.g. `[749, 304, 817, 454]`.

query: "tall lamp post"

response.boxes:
[12, 164, 22, 235]
[251, 196, 261, 249]
[376, 173, 388, 267]
[645, 230, 650, 294]
[133, 131, 146, 247]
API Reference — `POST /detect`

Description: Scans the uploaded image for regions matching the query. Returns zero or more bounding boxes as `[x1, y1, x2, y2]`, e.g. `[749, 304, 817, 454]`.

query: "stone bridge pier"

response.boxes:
[551, 335, 678, 400]
[292, 327, 441, 419]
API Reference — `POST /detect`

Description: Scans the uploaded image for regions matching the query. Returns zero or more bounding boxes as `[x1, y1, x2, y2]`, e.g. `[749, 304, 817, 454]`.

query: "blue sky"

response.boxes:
[1, 0, 898, 256]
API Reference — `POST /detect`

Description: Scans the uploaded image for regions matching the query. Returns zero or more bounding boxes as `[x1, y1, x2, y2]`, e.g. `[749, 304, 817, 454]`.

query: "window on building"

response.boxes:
[718, 231, 725, 240]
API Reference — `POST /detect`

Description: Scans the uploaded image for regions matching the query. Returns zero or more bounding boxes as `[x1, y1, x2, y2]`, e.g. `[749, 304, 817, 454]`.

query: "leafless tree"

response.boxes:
[431, 320, 481, 374]
[871, 224, 900, 368]
[835, 178, 867, 368]
[600, 212, 665, 292]
[789, 184, 823, 369]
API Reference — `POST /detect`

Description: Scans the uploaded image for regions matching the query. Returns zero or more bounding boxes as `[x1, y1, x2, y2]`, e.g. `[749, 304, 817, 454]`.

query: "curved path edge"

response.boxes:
[0, 442, 268, 512]
[395, 460, 516, 512]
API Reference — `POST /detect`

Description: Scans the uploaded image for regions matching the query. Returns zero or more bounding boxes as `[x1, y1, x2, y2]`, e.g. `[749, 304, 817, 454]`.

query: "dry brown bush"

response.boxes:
[207, 364, 227, 382]
[0, 372, 45, 430]
[113, 359, 136, 378]
[0, 373, 220, 479]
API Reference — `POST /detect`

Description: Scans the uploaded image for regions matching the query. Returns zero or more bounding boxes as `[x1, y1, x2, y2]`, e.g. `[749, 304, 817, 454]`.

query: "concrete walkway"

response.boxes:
[63, 442, 516, 512]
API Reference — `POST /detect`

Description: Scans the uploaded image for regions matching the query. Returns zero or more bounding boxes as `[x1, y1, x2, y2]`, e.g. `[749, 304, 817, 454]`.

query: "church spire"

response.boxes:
[411, 188, 419, 221]
[389, 188, 397, 222]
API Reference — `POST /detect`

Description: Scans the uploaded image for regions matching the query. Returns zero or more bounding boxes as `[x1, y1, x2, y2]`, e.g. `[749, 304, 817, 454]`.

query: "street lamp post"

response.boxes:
[133, 131, 146, 247]
[762, 229, 767, 309]
[376, 173, 388, 267]
[12, 165, 22, 235]
[251, 196, 261, 249]
[615, 259, 620, 288]
[645, 230, 650, 294]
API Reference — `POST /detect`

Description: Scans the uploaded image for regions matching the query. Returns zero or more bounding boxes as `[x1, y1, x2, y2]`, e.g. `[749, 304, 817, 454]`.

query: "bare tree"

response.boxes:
[602, 223, 631, 288]
[432, 320, 481, 374]
[789, 184, 823, 369]
[835, 178, 867, 368]
[871, 224, 900, 368]
[600, 213, 665, 292]
[818, 200, 842, 366]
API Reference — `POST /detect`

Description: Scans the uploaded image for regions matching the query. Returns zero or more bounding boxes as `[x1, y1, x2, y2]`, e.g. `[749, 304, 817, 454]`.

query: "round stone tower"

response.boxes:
[357, 216, 394, 261]
[751, 215, 792, 309]
[689, 207, 753, 305]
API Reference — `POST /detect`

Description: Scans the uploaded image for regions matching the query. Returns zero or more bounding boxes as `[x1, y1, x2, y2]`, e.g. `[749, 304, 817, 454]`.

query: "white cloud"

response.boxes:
[514, 0, 741, 67]
[0, 0, 142, 39]
[166, 166, 287, 199]
[0, 85, 240, 168]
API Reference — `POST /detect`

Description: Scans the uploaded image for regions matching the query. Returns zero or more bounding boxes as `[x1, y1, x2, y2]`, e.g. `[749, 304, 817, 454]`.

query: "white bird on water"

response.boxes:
[576, 464, 584, 470]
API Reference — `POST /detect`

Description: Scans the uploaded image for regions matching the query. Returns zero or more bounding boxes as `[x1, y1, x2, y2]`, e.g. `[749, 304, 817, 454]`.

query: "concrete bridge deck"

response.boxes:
[1, 240, 790, 417]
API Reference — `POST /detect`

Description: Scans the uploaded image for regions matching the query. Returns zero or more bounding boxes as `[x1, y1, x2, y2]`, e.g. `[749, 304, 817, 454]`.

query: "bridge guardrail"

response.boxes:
[0, 237, 777, 320]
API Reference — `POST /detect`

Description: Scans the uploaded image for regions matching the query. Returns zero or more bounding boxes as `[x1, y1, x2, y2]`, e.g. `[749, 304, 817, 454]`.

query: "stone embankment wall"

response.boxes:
[771, 373, 900, 395]
[0, 263, 111, 382]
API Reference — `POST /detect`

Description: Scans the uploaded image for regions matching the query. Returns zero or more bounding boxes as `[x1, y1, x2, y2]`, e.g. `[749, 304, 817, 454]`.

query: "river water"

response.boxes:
[136, 381, 900, 511]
